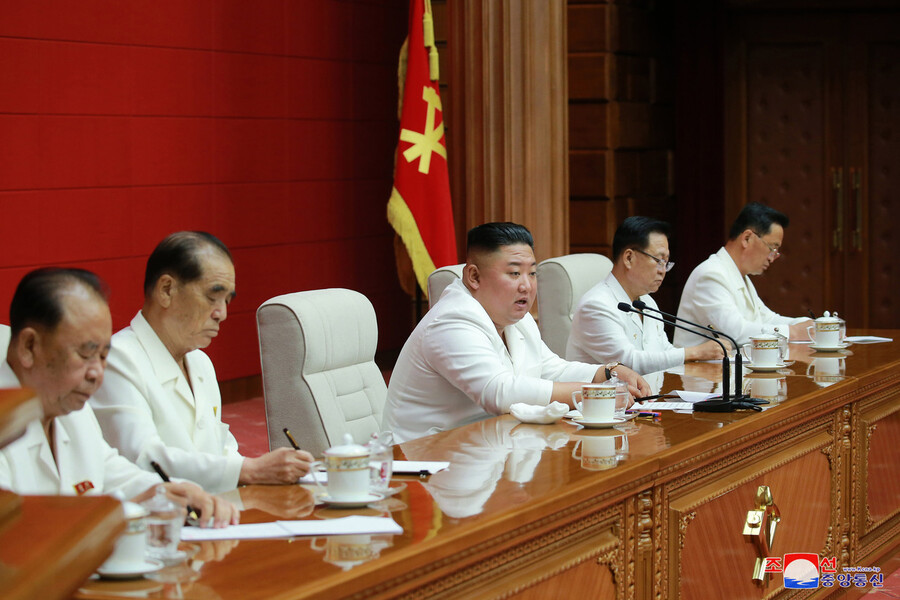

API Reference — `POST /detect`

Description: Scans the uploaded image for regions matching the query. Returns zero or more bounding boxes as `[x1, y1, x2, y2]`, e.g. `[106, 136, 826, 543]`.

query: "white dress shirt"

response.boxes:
[381, 279, 599, 443]
[566, 273, 684, 375]
[674, 247, 805, 347]
[90, 312, 244, 493]
[0, 361, 160, 498]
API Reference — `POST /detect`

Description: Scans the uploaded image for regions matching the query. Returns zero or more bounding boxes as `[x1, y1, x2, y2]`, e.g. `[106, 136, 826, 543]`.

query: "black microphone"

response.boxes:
[632, 299, 740, 351]
[617, 302, 731, 402]
[632, 299, 747, 402]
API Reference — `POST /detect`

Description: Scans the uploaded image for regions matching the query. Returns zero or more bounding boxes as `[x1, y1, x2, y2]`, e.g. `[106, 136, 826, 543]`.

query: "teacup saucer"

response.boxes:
[97, 558, 163, 580]
[744, 362, 787, 372]
[377, 481, 407, 498]
[569, 416, 631, 429]
[318, 492, 385, 508]
[809, 342, 850, 352]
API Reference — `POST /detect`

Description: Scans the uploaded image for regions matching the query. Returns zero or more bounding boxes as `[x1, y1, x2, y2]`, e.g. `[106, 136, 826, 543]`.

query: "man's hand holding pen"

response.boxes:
[163, 481, 241, 528]
[147, 460, 240, 528]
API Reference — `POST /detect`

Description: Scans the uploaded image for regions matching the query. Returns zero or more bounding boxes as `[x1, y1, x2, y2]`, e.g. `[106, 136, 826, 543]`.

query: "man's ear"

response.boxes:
[741, 229, 754, 248]
[155, 275, 176, 309]
[622, 248, 634, 270]
[462, 263, 480, 290]
[15, 327, 38, 369]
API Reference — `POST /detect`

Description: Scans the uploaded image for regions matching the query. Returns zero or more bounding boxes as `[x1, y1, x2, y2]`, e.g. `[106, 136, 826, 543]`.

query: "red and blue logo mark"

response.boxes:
[765, 554, 883, 589]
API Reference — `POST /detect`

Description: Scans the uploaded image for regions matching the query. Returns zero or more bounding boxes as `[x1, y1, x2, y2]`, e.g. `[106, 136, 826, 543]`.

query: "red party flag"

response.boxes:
[387, 0, 457, 296]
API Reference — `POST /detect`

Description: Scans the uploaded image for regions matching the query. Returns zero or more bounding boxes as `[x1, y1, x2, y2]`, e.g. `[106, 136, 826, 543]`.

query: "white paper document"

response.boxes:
[844, 335, 893, 343]
[180, 516, 402, 542]
[639, 401, 695, 411]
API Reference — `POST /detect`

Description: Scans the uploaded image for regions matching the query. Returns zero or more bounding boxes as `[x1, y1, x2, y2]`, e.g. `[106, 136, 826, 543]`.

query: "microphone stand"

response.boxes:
[618, 303, 730, 401]
[632, 300, 751, 403]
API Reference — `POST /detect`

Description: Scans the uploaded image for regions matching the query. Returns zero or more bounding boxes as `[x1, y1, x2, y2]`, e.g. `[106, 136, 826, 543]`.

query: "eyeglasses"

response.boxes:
[751, 231, 782, 258]
[634, 249, 674, 272]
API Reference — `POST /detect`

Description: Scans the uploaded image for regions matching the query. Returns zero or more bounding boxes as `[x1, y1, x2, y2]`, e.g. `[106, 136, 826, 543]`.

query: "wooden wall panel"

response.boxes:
[566, 0, 675, 308]
[863, 39, 900, 328]
[447, 0, 570, 261]
[742, 38, 830, 317]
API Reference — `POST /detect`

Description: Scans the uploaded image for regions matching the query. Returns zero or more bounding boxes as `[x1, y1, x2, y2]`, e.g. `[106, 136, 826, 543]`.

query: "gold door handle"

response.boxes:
[832, 167, 843, 251]
[851, 168, 862, 252]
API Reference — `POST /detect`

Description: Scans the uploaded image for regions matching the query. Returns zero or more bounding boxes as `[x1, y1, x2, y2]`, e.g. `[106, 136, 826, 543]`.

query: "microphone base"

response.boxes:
[722, 393, 768, 404]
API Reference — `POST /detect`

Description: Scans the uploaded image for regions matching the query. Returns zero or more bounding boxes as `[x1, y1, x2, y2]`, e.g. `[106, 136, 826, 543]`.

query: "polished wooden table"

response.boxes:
[74, 332, 900, 600]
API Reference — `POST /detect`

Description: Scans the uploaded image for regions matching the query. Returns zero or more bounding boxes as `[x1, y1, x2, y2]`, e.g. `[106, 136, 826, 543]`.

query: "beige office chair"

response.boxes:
[0, 324, 9, 354]
[256, 289, 386, 457]
[536, 253, 613, 356]
[426, 263, 465, 308]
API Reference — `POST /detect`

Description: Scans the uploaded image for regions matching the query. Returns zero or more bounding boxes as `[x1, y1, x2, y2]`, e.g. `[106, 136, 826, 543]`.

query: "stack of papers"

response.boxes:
[181, 516, 402, 541]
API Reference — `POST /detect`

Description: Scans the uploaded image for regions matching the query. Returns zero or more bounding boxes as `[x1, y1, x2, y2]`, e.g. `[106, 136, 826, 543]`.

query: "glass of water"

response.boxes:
[142, 485, 183, 563]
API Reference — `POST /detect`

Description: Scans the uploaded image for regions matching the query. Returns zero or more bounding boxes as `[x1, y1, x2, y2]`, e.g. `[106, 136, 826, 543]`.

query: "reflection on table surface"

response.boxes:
[73, 330, 899, 599]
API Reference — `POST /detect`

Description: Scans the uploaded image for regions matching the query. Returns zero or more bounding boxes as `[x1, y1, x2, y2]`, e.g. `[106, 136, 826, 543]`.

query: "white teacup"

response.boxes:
[310, 534, 382, 571]
[310, 434, 371, 502]
[572, 383, 616, 421]
[743, 377, 787, 402]
[808, 316, 842, 348]
[571, 433, 627, 471]
[807, 356, 846, 386]
[741, 334, 783, 367]
[101, 501, 149, 569]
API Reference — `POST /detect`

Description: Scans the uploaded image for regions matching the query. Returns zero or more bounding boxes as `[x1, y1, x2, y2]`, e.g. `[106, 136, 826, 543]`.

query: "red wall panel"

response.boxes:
[0, 0, 411, 381]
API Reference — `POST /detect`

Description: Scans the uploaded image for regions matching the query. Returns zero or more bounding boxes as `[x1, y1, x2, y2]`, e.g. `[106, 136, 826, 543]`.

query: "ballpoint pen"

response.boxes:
[150, 460, 201, 524]
[283, 427, 301, 450]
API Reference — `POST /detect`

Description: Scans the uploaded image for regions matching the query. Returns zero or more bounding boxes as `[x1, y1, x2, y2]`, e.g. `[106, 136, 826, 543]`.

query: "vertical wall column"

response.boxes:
[448, 0, 569, 260]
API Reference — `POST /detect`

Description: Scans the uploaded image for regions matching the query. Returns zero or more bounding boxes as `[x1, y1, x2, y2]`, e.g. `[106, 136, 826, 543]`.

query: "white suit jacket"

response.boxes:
[381, 279, 599, 443]
[566, 273, 684, 375]
[674, 247, 805, 347]
[90, 312, 244, 493]
[0, 361, 160, 498]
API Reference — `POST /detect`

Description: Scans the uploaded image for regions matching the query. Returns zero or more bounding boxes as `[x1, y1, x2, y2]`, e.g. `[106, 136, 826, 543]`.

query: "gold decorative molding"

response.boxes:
[596, 547, 619, 586]
[637, 492, 653, 551]
[667, 429, 832, 513]
[653, 486, 664, 600]
[367, 502, 624, 599]
[677, 512, 697, 551]
[657, 411, 834, 488]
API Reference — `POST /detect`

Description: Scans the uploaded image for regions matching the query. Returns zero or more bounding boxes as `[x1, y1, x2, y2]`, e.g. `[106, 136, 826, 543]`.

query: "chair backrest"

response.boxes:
[536, 253, 613, 356]
[427, 263, 465, 308]
[0, 324, 9, 354]
[256, 289, 386, 457]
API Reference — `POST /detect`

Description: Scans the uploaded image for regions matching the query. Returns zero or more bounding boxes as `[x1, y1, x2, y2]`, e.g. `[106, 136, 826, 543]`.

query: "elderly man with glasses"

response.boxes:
[674, 202, 812, 347]
[567, 217, 726, 375]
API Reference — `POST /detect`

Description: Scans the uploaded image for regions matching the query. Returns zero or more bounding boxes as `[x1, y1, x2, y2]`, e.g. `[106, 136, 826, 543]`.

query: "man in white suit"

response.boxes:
[675, 202, 812, 347]
[381, 222, 651, 443]
[567, 217, 725, 374]
[0, 267, 237, 527]
[91, 232, 313, 493]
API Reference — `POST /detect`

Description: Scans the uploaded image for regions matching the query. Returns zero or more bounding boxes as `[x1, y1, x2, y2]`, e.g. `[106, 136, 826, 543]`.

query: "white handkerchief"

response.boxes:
[674, 390, 719, 403]
[510, 401, 569, 424]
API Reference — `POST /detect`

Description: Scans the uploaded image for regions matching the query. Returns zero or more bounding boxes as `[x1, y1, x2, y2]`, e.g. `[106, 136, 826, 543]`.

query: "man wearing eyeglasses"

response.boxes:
[674, 202, 812, 347]
[567, 217, 726, 375]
